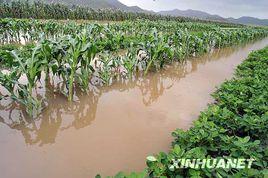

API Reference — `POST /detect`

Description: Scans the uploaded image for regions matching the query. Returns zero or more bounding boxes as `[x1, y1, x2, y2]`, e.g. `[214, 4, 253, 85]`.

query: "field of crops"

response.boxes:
[0, 18, 267, 118]
[1, 1, 268, 174]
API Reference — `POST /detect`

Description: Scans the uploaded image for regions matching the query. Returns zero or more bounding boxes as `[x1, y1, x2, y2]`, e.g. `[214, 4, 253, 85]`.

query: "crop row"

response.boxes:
[0, 20, 267, 117]
[0, 18, 243, 44]
[107, 46, 268, 177]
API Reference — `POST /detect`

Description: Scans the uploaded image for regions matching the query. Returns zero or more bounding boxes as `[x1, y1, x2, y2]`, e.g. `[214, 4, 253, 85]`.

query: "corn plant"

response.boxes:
[61, 32, 92, 101]
[0, 69, 19, 99]
[10, 48, 45, 117]
[144, 29, 174, 75]
[122, 49, 137, 77]
[77, 42, 98, 92]
[97, 52, 114, 85]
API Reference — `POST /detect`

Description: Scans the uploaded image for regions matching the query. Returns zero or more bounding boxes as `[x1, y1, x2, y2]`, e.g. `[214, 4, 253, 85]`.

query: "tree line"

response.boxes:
[0, 0, 239, 27]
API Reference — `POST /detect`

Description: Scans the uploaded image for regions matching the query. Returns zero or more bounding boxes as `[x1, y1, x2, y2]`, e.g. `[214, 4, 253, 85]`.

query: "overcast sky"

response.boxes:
[118, 0, 268, 19]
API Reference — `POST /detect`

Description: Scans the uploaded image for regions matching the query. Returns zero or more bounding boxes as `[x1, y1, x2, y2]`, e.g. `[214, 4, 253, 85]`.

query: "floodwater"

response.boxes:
[0, 38, 268, 178]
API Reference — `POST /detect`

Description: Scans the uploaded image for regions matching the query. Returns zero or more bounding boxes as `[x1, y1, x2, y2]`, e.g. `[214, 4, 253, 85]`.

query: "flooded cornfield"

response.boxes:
[0, 37, 267, 177]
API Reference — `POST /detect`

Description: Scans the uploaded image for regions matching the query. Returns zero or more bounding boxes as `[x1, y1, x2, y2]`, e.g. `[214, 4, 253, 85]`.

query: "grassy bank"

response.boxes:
[107, 47, 268, 177]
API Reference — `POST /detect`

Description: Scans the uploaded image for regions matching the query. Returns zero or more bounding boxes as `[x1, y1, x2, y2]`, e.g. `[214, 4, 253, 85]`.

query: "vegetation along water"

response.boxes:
[104, 46, 268, 177]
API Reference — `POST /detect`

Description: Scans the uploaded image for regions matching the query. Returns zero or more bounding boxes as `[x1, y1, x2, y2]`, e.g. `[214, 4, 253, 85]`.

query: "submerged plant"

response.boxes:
[12, 49, 45, 117]
[98, 52, 114, 85]
[122, 49, 137, 77]
[0, 69, 19, 98]
[77, 41, 98, 92]
[61, 32, 92, 101]
[144, 29, 174, 75]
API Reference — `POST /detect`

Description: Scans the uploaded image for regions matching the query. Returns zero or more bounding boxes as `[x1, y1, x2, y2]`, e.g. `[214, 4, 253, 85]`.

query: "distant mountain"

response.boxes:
[158, 9, 268, 26]
[125, 5, 151, 13]
[227, 16, 268, 26]
[158, 9, 226, 22]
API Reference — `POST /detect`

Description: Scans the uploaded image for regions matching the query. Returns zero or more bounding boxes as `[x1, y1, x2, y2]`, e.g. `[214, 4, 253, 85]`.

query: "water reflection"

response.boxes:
[0, 40, 259, 146]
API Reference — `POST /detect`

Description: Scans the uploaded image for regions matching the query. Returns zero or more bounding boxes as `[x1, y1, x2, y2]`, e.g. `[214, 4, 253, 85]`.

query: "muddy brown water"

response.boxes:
[0, 38, 268, 178]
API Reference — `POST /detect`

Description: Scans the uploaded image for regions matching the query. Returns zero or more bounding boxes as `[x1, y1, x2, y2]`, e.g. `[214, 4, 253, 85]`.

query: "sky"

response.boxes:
[118, 0, 268, 19]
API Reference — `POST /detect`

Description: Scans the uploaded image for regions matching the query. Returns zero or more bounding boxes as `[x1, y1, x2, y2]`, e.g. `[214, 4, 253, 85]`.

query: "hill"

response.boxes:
[158, 9, 268, 26]
[158, 9, 226, 22]
[227, 16, 268, 26]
